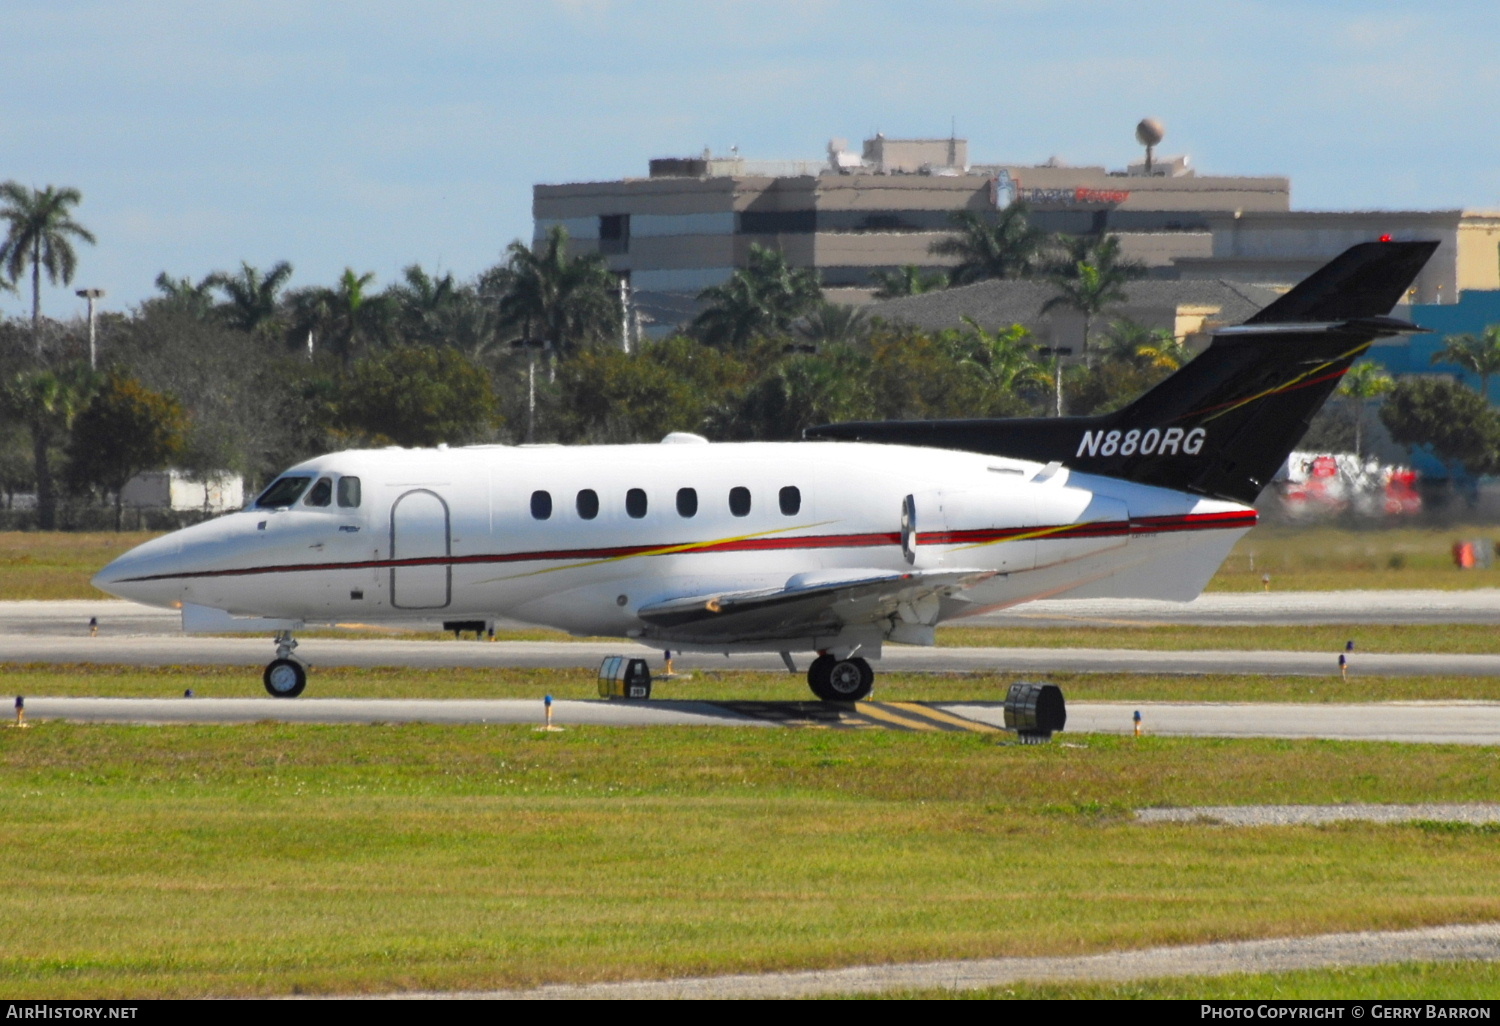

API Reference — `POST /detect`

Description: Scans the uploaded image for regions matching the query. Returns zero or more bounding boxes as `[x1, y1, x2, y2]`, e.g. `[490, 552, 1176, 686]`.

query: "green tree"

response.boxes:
[1379, 377, 1500, 479]
[1100, 319, 1189, 373]
[691, 245, 822, 349]
[498, 226, 620, 358]
[951, 318, 1050, 397]
[291, 268, 393, 368]
[1, 363, 98, 529]
[557, 348, 702, 444]
[0, 183, 97, 353]
[150, 272, 218, 320]
[928, 204, 1049, 285]
[66, 371, 189, 530]
[795, 302, 870, 347]
[871, 264, 947, 299]
[1042, 260, 1132, 368]
[206, 260, 294, 334]
[1431, 327, 1500, 398]
[1337, 360, 1395, 458]
[335, 347, 496, 447]
[729, 345, 874, 440]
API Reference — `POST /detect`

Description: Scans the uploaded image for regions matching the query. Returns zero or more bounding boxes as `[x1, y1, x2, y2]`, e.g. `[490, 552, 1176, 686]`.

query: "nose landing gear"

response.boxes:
[263, 631, 307, 698]
[807, 652, 874, 702]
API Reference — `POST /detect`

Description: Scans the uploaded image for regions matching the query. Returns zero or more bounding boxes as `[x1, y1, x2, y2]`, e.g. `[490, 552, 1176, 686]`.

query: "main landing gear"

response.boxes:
[806, 653, 874, 702]
[263, 630, 307, 698]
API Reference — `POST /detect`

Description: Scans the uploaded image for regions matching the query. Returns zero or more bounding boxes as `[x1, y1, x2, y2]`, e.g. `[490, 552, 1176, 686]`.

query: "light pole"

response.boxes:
[1036, 346, 1073, 417]
[511, 337, 550, 443]
[76, 288, 105, 369]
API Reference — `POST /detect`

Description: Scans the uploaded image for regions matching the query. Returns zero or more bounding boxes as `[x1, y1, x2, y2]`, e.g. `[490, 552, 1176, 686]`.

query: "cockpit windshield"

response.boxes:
[253, 475, 314, 509]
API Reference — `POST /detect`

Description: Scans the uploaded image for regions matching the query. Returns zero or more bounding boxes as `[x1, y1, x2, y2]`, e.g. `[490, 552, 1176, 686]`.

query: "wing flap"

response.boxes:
[637, 567, 995, 642]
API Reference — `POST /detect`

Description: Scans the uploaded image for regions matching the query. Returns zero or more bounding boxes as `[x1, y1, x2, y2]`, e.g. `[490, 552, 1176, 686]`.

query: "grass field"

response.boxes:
[8, 524, 1500, 601]
[1210, 524, 1500, 591]
[11, 662, 1500, 703]
[938, 622, 1500, 653]
[2, 722, 1498, 997]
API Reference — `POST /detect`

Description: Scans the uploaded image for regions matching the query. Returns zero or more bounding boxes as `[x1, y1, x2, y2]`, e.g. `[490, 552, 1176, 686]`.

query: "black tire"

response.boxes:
[806, 654, 835, 701]
[809, 655, 873, 702]
[263, 658, 307, 698]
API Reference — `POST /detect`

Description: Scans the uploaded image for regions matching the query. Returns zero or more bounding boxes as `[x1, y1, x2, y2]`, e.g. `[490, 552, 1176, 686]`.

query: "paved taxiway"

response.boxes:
[8, 591, 1500, 637]
[3, 632, 1498, 677]
[450, 923, 1500, 999]
[22, 696, 1500, 744]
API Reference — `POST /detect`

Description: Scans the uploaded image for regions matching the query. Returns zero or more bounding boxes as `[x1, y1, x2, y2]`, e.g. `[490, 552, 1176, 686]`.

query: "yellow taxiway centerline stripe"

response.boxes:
[852, 702, 943, 732]
[885, 702, 1001, 733]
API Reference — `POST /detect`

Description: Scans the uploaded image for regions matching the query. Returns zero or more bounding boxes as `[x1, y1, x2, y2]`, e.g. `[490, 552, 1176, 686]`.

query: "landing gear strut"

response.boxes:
[263, 630, 306, 698]
[807, 653, 874, 702]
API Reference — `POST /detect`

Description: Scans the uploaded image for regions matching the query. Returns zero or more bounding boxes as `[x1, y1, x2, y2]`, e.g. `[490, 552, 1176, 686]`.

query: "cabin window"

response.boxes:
[305, 477, 333, 507]
[254, 475, 312, 509]
[729, 486, 751, 517]
[576, 489, 599, 520]
[779, 485, 801, 516]
[626, 488, 648, 519]
[337, 477, 361, 508]
[676, 487, 698, 518]
[531, 490, 553, 520]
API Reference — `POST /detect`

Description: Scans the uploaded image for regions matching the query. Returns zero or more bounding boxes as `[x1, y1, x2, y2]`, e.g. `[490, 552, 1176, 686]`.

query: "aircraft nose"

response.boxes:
[91, 532, 189, 606]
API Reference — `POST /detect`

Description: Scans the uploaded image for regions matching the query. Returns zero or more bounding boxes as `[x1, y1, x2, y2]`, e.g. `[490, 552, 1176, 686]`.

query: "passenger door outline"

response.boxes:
[389, 488, 452, 609]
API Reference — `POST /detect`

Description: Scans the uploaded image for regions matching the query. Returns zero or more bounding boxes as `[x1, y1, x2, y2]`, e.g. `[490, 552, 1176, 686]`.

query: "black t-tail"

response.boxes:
[805, 241, 1437, 505]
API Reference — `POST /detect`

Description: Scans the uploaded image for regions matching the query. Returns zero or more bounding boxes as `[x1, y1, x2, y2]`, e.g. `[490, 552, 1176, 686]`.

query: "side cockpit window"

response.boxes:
[305, 477, 333, 507]
[254, 475, 313, 509]
[337, 477, 361, 508]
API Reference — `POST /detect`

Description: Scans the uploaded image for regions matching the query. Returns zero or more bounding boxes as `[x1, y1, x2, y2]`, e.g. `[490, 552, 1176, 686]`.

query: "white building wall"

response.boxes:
[632, 267, 735, 292]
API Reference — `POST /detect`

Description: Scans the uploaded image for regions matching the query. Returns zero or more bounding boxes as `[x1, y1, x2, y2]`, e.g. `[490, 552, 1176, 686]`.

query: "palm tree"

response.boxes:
[1100, 320, 1189, 372]
[1042, 260, 1132, 368]
[1432, 327, 1500, 398]
[1, 363, 98, 529]
[1338, 360, 1395, 459]
[795, 302, 869, 347]
[153, 271, 218, 319]
[0, 182, 97, 353]
[291, 268, 392, 368]
[498, 226, 620, 358]
[391, 263, 457, 344]
[692, 244, 821, 349]
[205, 260, 294, 334]
[928, 204, 1049, 285]
[871, 264, 947, 299]
[951, 317, 1050, 396]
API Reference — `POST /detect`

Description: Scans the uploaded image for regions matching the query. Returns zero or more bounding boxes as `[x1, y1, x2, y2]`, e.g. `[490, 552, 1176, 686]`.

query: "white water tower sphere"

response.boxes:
[1136, 118, 1165, 147]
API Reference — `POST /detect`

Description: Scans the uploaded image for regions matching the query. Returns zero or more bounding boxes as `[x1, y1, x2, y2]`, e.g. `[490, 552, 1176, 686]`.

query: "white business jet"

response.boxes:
[93, 242, 1436, 701]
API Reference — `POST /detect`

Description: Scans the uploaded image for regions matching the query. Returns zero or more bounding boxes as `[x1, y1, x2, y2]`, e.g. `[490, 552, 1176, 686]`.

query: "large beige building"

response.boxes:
[532, 135, 1291, 319]
[1172, 210, 1500, 304]
[533, 135, 1500, 336]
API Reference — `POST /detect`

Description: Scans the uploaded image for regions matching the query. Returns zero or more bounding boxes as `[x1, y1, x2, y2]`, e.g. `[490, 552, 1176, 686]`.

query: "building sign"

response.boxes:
[1016, 185, 1131, 207]
[991, 170, 1017, 210]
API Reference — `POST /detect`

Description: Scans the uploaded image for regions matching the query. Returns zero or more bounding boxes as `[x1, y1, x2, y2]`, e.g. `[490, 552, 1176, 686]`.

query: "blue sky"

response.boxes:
[4, 0, 1498, 319]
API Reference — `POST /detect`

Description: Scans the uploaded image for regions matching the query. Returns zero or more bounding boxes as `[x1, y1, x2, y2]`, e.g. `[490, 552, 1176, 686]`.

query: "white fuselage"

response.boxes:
[93, 439, 1255, 658]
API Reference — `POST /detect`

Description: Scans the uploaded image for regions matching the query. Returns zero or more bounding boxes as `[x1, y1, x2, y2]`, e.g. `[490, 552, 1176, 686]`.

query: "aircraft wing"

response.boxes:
[635, 567, 995, 644]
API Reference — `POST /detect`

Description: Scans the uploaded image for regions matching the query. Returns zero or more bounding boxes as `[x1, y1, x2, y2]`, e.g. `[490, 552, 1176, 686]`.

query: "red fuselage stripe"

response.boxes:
[113, 509, 1258, 583]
